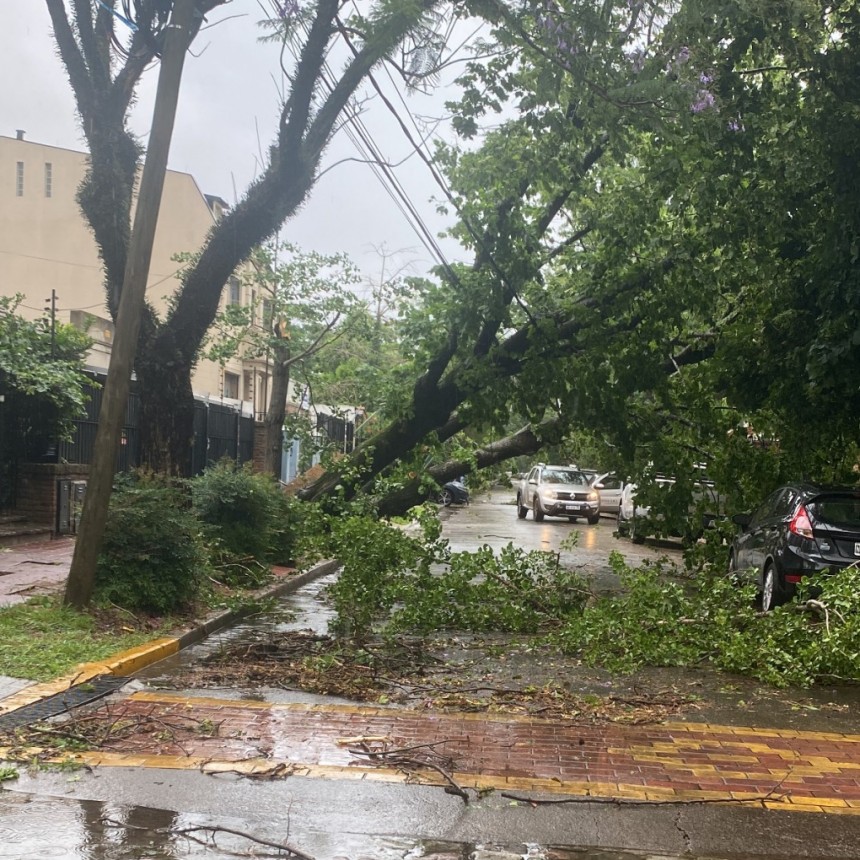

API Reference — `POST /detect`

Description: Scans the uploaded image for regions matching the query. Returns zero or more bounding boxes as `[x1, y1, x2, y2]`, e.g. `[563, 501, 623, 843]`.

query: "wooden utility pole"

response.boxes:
[65, 1, 197, 608]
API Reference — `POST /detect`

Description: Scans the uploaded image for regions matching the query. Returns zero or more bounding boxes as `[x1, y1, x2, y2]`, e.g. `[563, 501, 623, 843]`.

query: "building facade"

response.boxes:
[0, 131, 270, 416]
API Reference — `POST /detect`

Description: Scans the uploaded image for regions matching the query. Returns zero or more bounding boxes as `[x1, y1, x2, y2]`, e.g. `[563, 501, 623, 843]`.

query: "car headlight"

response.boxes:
[543, 489, 557, 500]
[588, 491, 599, 501]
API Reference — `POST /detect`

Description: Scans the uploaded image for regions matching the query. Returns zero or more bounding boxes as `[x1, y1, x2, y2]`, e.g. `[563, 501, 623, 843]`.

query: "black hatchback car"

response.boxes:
[728, 483, 860, 611]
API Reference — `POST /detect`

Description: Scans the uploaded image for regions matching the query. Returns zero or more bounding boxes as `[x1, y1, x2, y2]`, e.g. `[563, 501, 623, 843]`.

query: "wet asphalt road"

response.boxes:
[442, 488, 681, 592]
[2, 492, 859, 859]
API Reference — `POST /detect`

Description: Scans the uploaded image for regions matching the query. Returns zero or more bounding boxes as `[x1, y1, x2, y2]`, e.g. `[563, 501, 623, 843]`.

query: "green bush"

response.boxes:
[716, 567, 860, 686]
[191, 460, 284, 563]
[95, 476, 208, 613]
[322, 504, 589, 638]
[556, 551, 860, 687]
[326, 512, 430, 636]
[268, 490, 309, 566]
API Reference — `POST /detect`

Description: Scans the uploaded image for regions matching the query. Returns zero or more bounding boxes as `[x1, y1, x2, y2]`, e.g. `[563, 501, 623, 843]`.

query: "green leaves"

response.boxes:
[0, 295, 93, 441]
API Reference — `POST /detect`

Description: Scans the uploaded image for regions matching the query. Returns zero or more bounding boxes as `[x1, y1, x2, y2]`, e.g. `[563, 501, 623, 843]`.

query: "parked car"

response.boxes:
[592, 472, 624, 515]
[728, 483, 860, 611]
[616, 477, 674, 542]
[516, 464, 601, 524]
[439, 477, 469, 506]
[439, 478, 469, 508]
[617, 474, 722, 543]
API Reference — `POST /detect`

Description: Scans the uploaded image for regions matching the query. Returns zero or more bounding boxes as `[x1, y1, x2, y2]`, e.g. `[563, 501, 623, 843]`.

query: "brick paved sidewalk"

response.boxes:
[0, 538, 74, 606]
[53, 691, 860, 815]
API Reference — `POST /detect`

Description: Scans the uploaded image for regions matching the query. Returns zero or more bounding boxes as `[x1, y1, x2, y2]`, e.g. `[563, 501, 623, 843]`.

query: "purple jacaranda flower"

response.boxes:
[691, 90, 716, 113]
[277, 0, 299, 19]
[727, 118, 743, 131]
[700, 72, 713, 85]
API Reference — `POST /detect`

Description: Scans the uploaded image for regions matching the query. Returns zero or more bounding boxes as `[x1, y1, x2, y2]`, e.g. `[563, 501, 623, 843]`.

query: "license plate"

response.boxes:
[566, 503, 582, 510]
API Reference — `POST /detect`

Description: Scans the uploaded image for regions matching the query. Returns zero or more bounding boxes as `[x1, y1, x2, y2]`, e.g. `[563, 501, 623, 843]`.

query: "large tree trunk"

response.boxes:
[299, 254, 679, 503]
[299, 354, 465, 501]
[373, 417, 566, 517]
[50, 0, 444, 476]
[135, 328, 197, 475]
[130, 0, 441, 473]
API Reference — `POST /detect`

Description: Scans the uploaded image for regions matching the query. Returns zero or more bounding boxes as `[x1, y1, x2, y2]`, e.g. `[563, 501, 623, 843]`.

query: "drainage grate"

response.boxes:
[0, 675, 130, 730]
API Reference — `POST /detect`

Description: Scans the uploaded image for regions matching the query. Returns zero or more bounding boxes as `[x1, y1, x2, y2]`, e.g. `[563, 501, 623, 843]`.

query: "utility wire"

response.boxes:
[286, 17, 460, 284]
[339, 24, 538, 321]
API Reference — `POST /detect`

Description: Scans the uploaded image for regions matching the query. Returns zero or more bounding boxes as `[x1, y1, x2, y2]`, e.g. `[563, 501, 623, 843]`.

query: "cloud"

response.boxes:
[0, 2, 465, 281]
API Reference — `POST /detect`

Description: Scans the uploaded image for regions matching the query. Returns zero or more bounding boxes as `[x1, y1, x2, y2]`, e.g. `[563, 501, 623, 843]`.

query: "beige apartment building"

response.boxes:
[0, 131, 271, 416]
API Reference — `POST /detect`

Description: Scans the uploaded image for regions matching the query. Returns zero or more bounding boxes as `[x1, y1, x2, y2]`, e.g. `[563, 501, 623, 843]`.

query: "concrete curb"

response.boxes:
[0, 559, 339, 716]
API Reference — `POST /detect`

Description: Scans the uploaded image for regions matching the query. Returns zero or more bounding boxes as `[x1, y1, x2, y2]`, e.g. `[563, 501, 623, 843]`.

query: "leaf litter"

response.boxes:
[168, 629, 696, 724]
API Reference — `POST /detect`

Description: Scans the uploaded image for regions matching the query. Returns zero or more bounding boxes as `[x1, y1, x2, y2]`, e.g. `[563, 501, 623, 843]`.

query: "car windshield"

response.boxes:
[543, 469, 587, 485]
[810, 495, 860, 529]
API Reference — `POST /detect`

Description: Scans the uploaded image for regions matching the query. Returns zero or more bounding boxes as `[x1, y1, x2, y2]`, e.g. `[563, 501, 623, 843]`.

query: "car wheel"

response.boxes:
[439, 488, 454, 507]
[534, 499, 545, 522]
[761, 563, 789, 612]
[517, 495, 528, 519]
[587, 513, 600, 525]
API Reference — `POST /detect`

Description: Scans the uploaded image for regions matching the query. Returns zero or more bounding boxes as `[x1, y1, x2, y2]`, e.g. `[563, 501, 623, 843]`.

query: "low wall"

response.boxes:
[17, 463, 89, 530]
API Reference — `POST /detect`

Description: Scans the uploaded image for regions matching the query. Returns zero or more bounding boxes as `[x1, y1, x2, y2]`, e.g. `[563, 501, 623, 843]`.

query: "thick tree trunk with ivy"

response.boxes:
[135, 326, 197, 474]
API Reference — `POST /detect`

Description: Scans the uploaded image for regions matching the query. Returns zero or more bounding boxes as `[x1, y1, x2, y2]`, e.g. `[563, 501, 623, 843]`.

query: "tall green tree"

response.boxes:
[0, 297, 92, 495]
[48, 0, 452, 475]
[205, 241, 361, 476]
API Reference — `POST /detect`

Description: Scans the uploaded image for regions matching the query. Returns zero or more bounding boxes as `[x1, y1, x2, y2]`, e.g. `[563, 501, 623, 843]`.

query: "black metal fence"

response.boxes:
[190, 398, 254, 475]
[59, 377, 254, 476]
[58, 380, 140, 472]
[317, 411, 354, 452]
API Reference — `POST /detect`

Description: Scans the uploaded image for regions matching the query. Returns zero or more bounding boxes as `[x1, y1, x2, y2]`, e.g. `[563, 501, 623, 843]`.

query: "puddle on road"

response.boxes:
[0, 790, 711, 860]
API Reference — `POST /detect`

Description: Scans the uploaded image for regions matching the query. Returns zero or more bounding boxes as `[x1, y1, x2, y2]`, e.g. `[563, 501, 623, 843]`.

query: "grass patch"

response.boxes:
[0, 597, 171, 682]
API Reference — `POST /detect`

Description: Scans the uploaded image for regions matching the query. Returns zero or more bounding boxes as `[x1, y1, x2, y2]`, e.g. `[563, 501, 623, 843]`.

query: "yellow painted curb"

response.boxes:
[0, 745, 855, 815]
[0, 638, 179, 716]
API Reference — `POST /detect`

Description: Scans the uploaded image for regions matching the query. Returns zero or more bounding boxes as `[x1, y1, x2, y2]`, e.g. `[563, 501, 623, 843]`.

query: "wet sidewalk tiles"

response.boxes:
[16, 692, 860, 816]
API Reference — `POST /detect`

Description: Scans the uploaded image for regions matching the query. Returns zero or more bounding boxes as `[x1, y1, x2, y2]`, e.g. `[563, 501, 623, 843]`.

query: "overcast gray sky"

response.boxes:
[2, 2, 476, 294]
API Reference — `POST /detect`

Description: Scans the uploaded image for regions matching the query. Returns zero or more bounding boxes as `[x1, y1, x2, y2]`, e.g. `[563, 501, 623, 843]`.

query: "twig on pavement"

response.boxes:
[100, 817, 315, 859]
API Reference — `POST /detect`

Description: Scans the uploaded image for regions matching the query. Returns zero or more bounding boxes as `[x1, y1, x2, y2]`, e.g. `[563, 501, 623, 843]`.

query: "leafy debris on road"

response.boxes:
[166, 630, 696, 723]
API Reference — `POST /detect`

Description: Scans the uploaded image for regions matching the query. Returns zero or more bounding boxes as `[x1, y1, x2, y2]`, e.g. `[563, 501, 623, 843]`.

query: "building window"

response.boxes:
[228, 276, 240, 305]
[15, 162, 23, 197]
[223, 371, 240, 400]
[44, 162, 52, 198]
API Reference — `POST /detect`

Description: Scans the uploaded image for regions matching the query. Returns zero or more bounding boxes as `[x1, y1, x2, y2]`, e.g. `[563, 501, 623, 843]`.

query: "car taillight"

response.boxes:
[789, 505, 814, 539]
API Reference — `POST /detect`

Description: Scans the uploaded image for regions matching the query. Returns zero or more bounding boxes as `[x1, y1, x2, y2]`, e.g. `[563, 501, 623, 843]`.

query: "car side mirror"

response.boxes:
[732, 513, 752, 529]
[593, 483, 604, 489]
[529, 478, 538, 485]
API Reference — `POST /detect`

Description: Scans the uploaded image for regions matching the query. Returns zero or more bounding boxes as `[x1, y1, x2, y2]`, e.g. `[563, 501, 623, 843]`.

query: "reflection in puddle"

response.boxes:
[0, 791, 709, 860]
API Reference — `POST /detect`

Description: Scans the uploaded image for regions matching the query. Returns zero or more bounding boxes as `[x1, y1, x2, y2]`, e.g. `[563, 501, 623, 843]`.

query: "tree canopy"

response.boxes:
[0, 297, 91, 425]
[302, 0, 860, 512]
